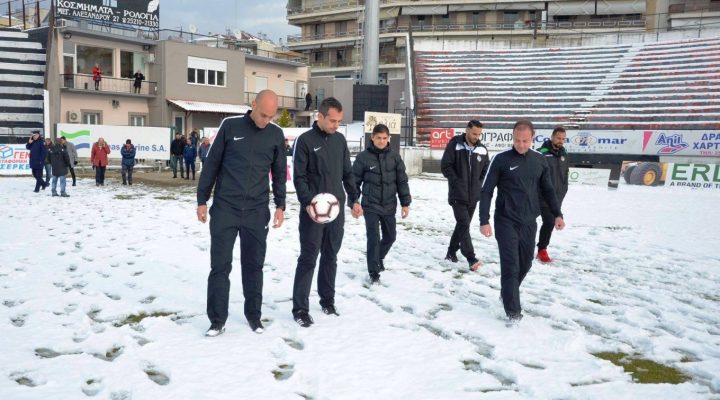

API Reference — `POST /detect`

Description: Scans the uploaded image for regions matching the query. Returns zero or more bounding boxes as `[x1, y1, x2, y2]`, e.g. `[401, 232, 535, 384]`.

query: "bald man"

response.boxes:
[197, 90, 287, 336]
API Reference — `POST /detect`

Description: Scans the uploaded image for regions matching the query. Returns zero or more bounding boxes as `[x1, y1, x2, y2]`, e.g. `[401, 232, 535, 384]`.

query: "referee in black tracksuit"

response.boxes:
[292, 97, 361, 327]
[441, 120, 490, 271]
[196, 90, 287, 337]
[480, 120, 565, 323]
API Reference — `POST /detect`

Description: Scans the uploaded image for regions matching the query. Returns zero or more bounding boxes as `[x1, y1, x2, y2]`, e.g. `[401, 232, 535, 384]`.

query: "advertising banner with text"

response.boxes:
[57, 124, 171, 160]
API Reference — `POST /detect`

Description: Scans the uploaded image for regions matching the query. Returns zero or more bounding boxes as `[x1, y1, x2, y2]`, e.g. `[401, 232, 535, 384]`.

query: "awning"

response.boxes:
[167, 99, 250, 114]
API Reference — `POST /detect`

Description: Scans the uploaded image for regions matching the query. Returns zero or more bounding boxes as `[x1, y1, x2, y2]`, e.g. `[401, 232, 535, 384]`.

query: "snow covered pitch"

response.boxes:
[0, 176, 718, 399]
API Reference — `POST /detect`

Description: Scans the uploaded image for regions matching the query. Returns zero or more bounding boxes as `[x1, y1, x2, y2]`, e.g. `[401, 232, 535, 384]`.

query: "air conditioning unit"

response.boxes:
[67, 110, 80, 123]
[146, 53, 156, 63]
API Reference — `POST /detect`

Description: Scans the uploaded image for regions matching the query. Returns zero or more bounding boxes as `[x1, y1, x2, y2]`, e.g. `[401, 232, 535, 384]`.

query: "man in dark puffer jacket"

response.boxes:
[441, 120, 489, 271]
[353, 124, 411, 284]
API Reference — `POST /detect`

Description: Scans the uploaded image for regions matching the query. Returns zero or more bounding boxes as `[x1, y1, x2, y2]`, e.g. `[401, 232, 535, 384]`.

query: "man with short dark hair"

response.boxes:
[197, 90, 287, 337]
[536, 127, 569, 263]
[48, 139, 71, 197]
[291, 97, 361, 327]
[480, 120, 565, 324]
[353, 123, 411, 284]
[441, 120, 489, 271]
[170, 132, 185, 178]
[121, 139, 136, 185]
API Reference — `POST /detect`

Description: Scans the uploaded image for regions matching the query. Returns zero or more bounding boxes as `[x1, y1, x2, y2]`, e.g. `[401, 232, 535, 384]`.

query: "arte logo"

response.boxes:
[61, 130, 92, 150]
[0, 145, 13, 159]
[654, 133, 688, 155]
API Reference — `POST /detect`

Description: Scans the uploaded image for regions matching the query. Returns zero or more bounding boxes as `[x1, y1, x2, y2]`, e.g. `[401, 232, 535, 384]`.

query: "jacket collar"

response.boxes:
[312, 121, 333, 137]
[367, 142, 390, 154]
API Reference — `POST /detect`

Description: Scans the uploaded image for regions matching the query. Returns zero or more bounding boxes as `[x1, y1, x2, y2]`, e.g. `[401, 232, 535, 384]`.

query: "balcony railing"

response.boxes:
[243, 92, 304, 110]
[287, 19, 646, 43]
[669, 4, 720, 13]
[60, 74, 157, 96]
[287, 0, 364, 16]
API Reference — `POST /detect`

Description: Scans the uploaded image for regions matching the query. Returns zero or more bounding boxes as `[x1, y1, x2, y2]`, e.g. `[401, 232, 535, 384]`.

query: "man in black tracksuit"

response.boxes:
[480, 120, 565, 323]
[536, 127, 569, 263]
[170, 132, 186, 178]
[441, 120, 490, 271]
[292, 97, 361, 327]
[352, 124, 412, 284]
[196, 90, 287, 336]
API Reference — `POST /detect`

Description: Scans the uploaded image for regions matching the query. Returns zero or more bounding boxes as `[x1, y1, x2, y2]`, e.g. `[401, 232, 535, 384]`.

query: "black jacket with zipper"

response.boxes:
[293, 121, 358, 208]
[440, 134, 490, 205]
[480, 147, 562, 226]
[197, 112, 287, 211]
[537, 139, 569, 205]
[352, 142, 411, 216]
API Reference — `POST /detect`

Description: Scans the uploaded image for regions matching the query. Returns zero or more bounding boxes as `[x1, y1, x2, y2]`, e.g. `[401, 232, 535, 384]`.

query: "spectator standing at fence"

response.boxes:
[183, 137, 197, 180]
[59, 136, 78, 187]
[43, 137, 53, 186]
[479, 120, 565, 324]
[305, 92, 312, 111]
[132, 70, 145, 94]
[91, 137, 110, 186]
[121, 139, 136, 185]
[352, 123, 411, 284]
[26, 130, 47, 192]
[190, 129, 200, 150]
[48, 140, 71, 197]
[536, 127, 569, 263]
[170, 132, 185, 178]
[199, 137, 210, 171]
[93, 64, 102, 90]
[441, 120, 489, 271]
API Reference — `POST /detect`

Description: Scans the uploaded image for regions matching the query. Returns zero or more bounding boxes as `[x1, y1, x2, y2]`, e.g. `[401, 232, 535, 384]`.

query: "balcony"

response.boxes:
[60, 74, 157, 97]
[287, 0, 364, 16]
[287, 30, 362, 43]
[243, 92, 304, 110]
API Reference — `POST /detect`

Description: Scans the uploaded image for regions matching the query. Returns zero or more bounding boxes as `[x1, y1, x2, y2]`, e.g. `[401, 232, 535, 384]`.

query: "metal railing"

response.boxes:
[60, 74, 157, 96]
[0, 0, 50, 30]
[287, 0, 364, 16]
[287, 20, 646, 43]
[243, 92, 304, 110]
[669, 4, 720, 13]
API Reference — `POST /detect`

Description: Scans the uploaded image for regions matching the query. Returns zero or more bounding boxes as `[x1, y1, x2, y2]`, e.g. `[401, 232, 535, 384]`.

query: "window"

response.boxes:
[335, 21, 347, 35]
[255, 76, 268, 92]
[503, 11, 519, 25]
[313, 51, 323, 63]
[313, 23, 324, 37]
[129, 114, 146, 126]
[76, 45, 113, 76]
[187, 56, 227, 87]
[120, 50, 146, 79]
[284, 80, 295, 98]
[82, 111, 101, 125]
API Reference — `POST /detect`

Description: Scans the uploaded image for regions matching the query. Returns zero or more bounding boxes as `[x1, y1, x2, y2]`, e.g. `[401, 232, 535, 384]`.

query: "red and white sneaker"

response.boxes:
[536, 249, 552, 263]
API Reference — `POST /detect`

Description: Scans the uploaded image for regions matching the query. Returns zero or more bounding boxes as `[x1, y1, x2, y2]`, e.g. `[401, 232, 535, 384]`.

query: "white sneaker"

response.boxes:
[205, 323, 225, 337]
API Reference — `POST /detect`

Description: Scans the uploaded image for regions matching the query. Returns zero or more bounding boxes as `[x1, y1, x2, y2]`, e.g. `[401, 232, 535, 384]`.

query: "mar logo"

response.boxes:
[654, 133, 688, 155]
[0, 144, 13, 159]
[61, 130, 92, 150]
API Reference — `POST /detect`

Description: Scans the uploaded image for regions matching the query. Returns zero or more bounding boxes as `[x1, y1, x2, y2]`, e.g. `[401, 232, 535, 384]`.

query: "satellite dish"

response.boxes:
[189, 24, 198, 34]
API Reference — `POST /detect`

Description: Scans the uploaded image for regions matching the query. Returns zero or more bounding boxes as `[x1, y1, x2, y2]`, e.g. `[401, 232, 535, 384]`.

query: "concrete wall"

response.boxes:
[61, 92, 149, 125]
[399, 147, 434, 176]
[309, 76, 353, 123]
[244, 58, 309, 98]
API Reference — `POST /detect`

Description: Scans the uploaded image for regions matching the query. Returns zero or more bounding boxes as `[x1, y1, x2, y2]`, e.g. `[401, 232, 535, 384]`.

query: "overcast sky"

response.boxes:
[160, 0, 300, 44]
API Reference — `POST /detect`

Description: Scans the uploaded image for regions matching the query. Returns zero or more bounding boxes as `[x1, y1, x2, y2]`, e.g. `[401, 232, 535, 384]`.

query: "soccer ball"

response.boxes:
[308, 193, 340, 224]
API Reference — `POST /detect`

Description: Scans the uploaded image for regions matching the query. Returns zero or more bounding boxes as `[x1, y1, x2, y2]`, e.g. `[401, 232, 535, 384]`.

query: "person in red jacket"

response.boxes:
[91, 137, 111, 186]
[92, 64, 102, 90]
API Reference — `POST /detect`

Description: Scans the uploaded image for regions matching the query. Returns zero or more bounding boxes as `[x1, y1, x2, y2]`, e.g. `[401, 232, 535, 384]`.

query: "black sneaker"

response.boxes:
[370, 274, 381, 285]
[379, 259, 386, 272]
[60, 193, 70, 197]
[293, 310, 314, 327]
[507, 313, 523, 326]
[205, 322, 225, 337]
[322, 305, 339, 316]
[248, 319, 264, 334]
[52, 192, 59, 197]
[445, 252, 458, 263]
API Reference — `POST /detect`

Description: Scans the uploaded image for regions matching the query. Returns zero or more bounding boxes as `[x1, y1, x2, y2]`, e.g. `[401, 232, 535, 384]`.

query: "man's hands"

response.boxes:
[273, 208, 284, 228]
[480, 224, 493, 237]
[197, 205, 208, 223]
[351, 203, 363, 219]
[401, 206, 409, 219]
[555, 217, 565, 230]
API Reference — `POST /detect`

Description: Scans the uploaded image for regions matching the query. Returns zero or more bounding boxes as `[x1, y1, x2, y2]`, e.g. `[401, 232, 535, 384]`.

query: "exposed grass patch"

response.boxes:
[154, 195, 178, 200]
[593, 352, 691, 384]
[113, 311, 175, 327]
[113, 194, 144, 200]
[587, 298, 604, 305]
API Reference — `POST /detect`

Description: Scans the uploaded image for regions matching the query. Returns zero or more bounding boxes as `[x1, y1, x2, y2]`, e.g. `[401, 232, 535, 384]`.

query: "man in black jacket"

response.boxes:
[353, 124, 412, 284]
[441, 120, 489, 271]
[196, 90, 287, 336]
[292, 97, 361, 327]
[536, 127, 569, 263]
[170, 132, 185, 178]
[48, 140, 71, 197]
[480, 120, 565, 324]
